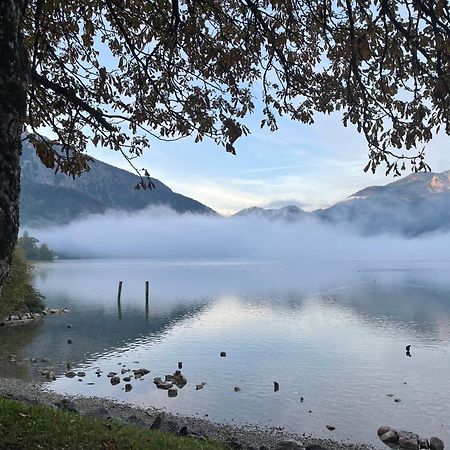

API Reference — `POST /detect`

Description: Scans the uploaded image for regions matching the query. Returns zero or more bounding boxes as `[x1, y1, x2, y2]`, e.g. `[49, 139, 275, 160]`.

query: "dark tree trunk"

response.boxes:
[0, 0, 29, 296]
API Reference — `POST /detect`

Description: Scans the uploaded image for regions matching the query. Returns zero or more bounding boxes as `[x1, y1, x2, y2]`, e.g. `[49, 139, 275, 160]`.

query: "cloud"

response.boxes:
[27, 206, 450, 262]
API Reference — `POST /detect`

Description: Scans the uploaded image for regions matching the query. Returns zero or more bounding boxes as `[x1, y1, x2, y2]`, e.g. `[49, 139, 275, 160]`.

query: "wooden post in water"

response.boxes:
[145, 281, 149, 320]
[117, 281, 123, 320]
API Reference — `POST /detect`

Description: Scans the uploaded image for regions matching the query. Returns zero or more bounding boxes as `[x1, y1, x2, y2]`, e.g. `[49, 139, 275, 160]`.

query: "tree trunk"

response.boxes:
[0, 0, 29, 296]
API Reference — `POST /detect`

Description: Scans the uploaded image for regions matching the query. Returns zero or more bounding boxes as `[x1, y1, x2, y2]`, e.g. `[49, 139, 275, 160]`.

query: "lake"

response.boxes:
[1, 258, 450, 448]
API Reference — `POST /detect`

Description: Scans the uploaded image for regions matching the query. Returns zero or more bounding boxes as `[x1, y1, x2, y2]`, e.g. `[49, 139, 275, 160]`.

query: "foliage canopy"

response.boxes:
[23, 0, 449, 180]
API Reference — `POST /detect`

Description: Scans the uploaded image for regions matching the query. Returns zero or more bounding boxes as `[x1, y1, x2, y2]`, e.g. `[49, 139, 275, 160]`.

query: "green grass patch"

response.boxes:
[0, 398, 228, 450]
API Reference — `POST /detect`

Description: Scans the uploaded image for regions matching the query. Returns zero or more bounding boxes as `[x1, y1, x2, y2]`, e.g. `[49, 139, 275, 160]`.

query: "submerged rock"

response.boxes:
[65, 371, 76, 378]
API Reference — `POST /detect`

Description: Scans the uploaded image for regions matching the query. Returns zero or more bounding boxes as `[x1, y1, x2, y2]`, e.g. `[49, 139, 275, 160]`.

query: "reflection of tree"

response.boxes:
[0, 321, 44, 380]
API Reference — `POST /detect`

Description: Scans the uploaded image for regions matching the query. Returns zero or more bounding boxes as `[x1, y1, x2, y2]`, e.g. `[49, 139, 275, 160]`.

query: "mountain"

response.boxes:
[20, 142, 215, 228]
[316, 171, 450, 235]
[232, 205, 309, 222]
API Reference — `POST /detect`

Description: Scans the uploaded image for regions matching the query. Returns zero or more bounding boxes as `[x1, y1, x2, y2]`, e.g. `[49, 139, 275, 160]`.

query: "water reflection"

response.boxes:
[1, 259, 450, 447]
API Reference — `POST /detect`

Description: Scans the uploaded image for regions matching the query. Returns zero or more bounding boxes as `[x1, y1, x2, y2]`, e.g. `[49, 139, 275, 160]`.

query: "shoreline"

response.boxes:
[0, 377, 377, 450]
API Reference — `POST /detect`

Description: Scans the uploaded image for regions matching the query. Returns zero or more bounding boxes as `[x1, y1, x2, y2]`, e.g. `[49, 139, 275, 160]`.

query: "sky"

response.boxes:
[85, 110, 450, 216]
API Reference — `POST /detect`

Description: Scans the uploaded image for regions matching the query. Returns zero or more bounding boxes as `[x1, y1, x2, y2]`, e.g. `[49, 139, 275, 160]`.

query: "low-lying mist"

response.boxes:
[26, 206, 450, 261]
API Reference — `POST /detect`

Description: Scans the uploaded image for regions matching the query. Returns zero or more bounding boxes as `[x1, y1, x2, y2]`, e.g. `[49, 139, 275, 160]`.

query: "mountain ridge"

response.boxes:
[20, 142, 216, 228]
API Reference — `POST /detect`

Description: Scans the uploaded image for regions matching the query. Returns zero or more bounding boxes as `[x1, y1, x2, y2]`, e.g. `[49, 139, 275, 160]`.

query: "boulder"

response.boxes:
[65, 371, 76, 378]
[380, 429, 400, 446]
[419, 438, 430, 449]
[125, 383, 133, 392]
[398, 431, 419, 450]
[429, 437, 444, 450]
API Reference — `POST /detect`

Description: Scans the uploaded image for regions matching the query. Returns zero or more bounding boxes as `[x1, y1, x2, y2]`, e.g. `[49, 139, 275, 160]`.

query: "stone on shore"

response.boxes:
[430, 437, 444, 450]
[150, 412, 179, 433]
[378, 426, 399, 446]
[398, 431, 419, 450]
[275, 440, 303, 450]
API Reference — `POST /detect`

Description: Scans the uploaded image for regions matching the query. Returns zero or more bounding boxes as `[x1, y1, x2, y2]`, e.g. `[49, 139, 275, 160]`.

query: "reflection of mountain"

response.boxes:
[23, 301, 208, 378]
[20, 141, 215, 228]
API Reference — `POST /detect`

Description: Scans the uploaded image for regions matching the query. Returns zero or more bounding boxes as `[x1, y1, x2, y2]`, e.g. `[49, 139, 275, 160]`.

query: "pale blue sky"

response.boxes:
[88, 111, 450, 215]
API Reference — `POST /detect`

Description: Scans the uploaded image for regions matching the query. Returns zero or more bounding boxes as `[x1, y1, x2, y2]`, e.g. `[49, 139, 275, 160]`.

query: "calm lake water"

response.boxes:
[1, 258, 450, 447]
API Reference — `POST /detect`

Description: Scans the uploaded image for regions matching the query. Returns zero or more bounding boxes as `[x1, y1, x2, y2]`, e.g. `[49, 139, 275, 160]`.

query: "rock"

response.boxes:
[55, 399, 77, 412]
[326, 425, 336, 431]
[380, 429, 399, 446]
[274, 381, 279, 392]
[127, 415, 145, 426]
[429, 437, 444, 450]
[49, 309, 58, 314]
[150, 413, 179, 433]
[398, 430, 419, 450]
[67, 339, 73, 344]
[394, 398, 402, 402]
[41, 357, 50, 363]
[66, 324, 72, 328]
[121, 368, 130, 375]
[179, 425, 189, 436]
[77, 371, 86, 377]
[125, 383, 132, 392]
[386, 393, 394, 397]
[107, 372, 117, 377]
[378, 426, 392, 437]
[45, 371, 56, 381]
[110, 376, 120, 386]
[196, 384, 204, 390]
[168, 388, 178, 398]
[29, 357, 38, 364]
[275, 440, 303, 450]
[419, 438, 430, 449]
[153, 377, 173, 390]
[220, 352, 226, 357]
[133, 368, 150, 377]
[165, 371, 187, 388]
[305, 446, 328, 450]
[178, 362, 183, 369]
[234, 386, 241, 392]
[123, 376, 131, 382]
[65, 371, 76, 378]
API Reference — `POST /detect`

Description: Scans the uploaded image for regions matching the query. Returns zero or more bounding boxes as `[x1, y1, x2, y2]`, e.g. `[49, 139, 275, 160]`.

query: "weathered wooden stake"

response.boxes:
[145, 281, 149, 304]
[117, 281, 123, 302]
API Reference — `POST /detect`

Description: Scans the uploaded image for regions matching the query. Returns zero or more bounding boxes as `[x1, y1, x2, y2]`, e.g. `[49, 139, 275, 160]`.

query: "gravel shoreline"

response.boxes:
[0, 377, 377, 450]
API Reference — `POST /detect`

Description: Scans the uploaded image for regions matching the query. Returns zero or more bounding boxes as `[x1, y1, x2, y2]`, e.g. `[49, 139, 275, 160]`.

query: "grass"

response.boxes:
[0, 398, 228, 450]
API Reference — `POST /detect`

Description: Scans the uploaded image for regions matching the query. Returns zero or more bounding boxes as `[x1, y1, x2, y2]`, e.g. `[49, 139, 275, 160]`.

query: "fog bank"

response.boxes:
[27, 207, 450, 261]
